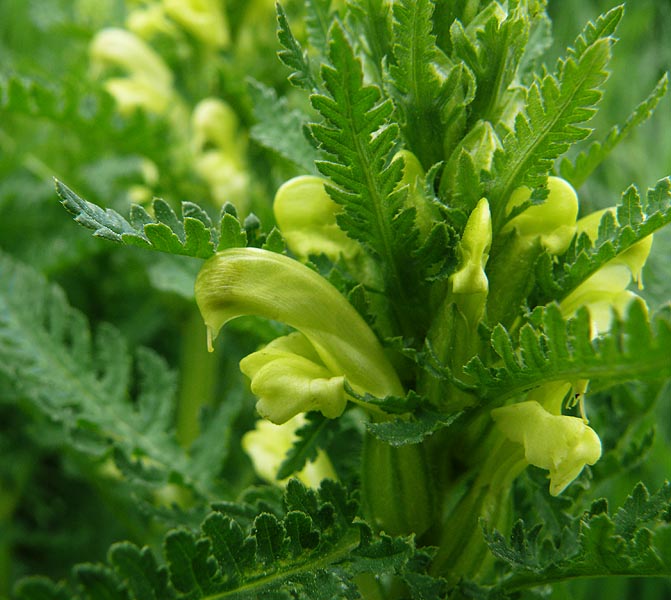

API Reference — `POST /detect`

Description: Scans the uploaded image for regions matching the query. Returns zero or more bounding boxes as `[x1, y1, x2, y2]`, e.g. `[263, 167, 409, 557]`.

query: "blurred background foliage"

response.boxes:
[0, 0, 669, 597]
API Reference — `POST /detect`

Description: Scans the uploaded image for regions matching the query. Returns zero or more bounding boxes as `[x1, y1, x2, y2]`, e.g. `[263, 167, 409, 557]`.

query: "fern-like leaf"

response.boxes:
[0, 252, 231, 509]
[310, 21, 444, 335]
[55, 180, 261, 258]
[248, 80, 318, 174]
[14, 480, 417, 600]
[559, 73, 669, 189]
[389, 0, 448, 167]
[464, 301, 671, 405]
[536, 178, 671, 304]
[487, 6, 621, 229]
[0, 73, 166, 155]
[482, 482, 671, 595]
[276, 2, 319, 91]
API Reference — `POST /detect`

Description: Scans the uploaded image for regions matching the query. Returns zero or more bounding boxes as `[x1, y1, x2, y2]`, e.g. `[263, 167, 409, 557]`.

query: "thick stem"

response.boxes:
[430, 435, 526, 582]
[361, 432, 437, 538]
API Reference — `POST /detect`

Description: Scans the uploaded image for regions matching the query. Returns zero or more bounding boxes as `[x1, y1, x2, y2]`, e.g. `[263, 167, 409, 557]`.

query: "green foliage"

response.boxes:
[2, 1, 671, 599]
[13, 480, 416, 600]
[249, 80, 319, 175]
[559, 74, 669, 189]
[54, 181, 281, 258]
[465, 301, 671, 405]
[487, 6, 621, 228]
[0, 252, 237, 510]
[481, 482, 671, 596]
[536, 178, 671, 304]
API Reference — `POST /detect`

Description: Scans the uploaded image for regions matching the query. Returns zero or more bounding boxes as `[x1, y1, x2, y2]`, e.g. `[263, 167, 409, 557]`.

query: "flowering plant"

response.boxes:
[1, 1, 670, 599]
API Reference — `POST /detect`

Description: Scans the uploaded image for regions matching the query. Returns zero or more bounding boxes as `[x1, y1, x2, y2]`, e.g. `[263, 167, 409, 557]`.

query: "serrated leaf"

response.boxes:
[108, 543, 174, 600]
[366, 407, 461, 446]
[560, 73, 669, 188]
[465, 301, 671, 404]
[536, 178, 671, 304]
[249, 79, 318, 173]
[56, 180, 218, 259]
[0, 251, 223, 510]
[276, 2, 318, 90]
[310, 20, 435, 337]
[488, 24, 614, 229]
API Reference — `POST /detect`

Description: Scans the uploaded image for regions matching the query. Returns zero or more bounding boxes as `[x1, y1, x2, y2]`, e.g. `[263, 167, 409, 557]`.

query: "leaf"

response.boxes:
[560, 73, 669, 188]
[56, 180, 216, 258]
[56, 181, 265, 258]
[276, 2, 318, 90]
[488, 8, 618, 229]
[248, 79, 318, 174]
[310, 21, 436, 336]
[366, 407, 461, 446]
[0, 74, 166, 156]
[536, 178, 671, 304]
[450, 5, 529, 125]
[484, 482, 671, 595]
[14, 481, 417, 599]
[277, 412, 336, 480]
[389, 0, 448, 167]
[464, 301, 671, 405]
[0, 252, 224, 508]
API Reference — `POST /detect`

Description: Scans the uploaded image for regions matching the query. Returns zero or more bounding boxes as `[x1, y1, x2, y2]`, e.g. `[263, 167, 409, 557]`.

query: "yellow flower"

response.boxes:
[492, 400, 602, 496]
[240, 332, 347, 423]
[242, 415, 337, 487]
[90, 28, 174, 115]
[163, 0, 230, 48]
[560, 263, 644, 337]
[273, 176, 360, 261]
[502, 176, 579, 255]
[195, 248, 403, 423]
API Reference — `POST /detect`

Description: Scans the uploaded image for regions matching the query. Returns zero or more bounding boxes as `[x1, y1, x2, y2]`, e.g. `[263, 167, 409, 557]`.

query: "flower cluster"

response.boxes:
[89, 1, 255, 212]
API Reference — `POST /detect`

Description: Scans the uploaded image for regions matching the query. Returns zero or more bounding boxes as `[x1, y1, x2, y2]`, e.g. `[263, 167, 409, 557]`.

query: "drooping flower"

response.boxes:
[491, 400, 602, 496]
[195, 248, 403, 423]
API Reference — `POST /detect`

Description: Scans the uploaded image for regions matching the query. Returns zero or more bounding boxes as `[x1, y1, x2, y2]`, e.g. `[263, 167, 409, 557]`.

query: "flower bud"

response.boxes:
[501, 176, 578, 255]
[443, 121, 501, 184]
[273, 176, 360, 261]
[492, 400, 602, 496]
[452, 197, 492, 296]
[393, 150, 434, 235]
[242, 415, 337, 487]
[163, 0, 230, 48]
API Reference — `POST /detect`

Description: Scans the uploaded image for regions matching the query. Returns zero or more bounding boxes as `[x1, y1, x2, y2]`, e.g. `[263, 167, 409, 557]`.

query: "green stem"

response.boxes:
[176, 307, 219, 446]
[431, 434, 526, 581]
